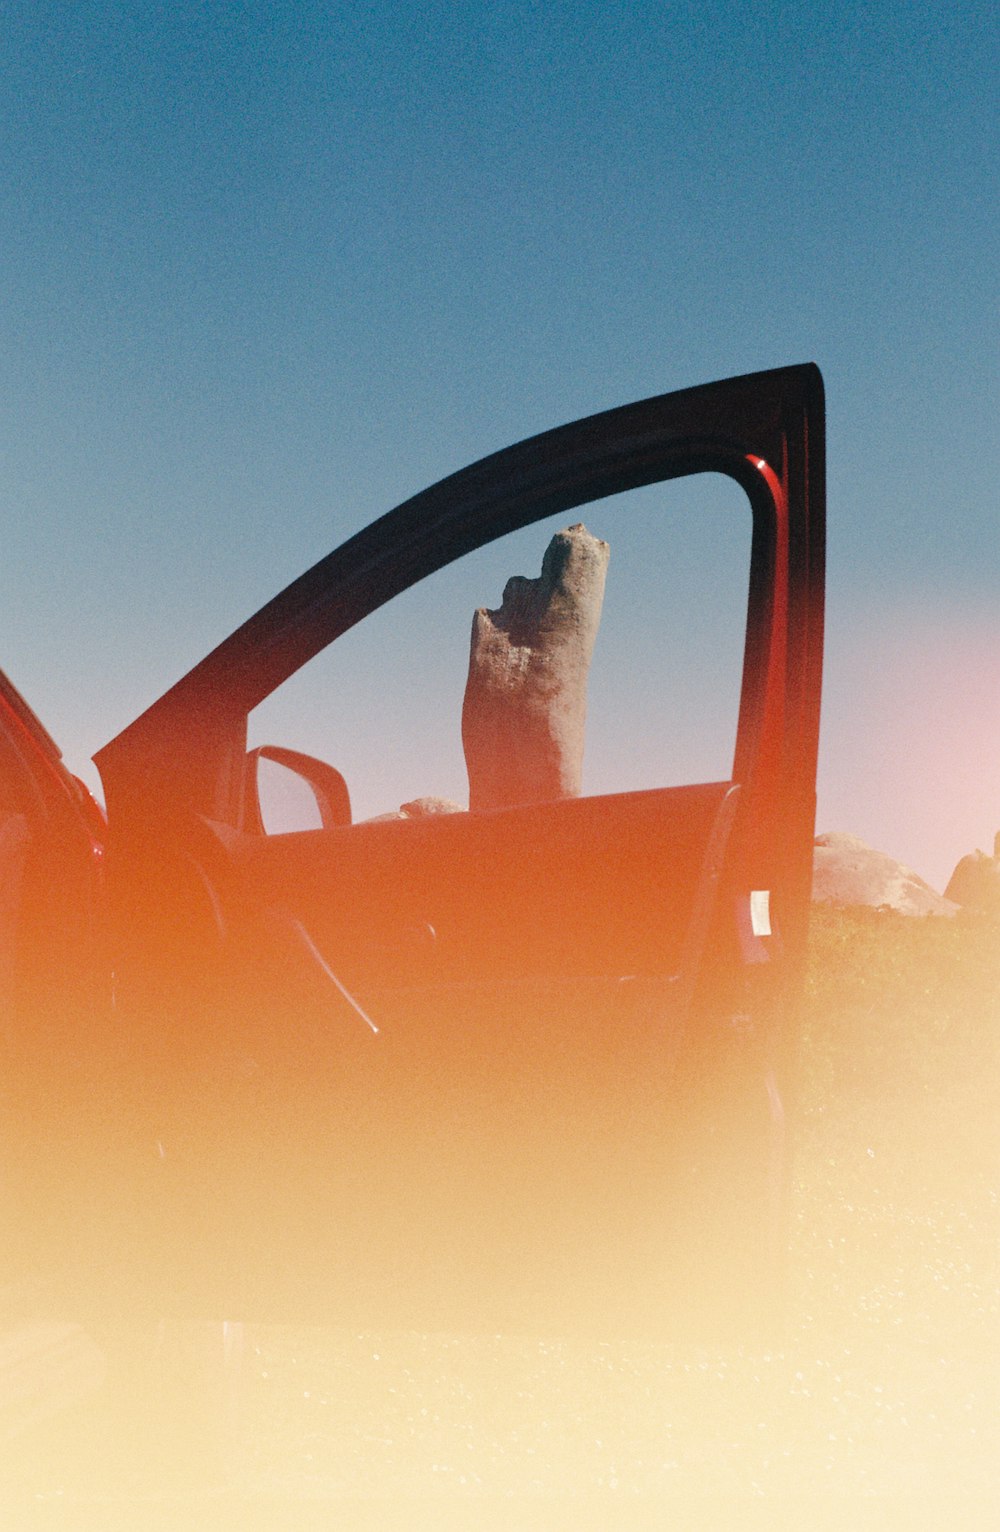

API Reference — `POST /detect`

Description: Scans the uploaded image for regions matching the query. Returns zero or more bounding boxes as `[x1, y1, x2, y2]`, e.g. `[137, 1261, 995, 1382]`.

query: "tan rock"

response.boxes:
[362, 797, 465, 824]
[944, 834, 1000, 914]
[399, 797, 464, 818]
[461, 523, 609, 812]
[812, 832, 958, 917]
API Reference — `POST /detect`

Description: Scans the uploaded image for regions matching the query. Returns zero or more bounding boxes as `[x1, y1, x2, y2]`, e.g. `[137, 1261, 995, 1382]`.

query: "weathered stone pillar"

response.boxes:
[462, 522, 609, 812]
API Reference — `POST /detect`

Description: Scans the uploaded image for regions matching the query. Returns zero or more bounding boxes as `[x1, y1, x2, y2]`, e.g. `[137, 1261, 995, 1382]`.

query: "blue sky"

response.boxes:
[1, 0, 996, 885]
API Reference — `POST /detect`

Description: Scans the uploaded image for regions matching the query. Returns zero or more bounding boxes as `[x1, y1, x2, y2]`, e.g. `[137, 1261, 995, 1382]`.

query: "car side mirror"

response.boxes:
[245, 745, 352, 834]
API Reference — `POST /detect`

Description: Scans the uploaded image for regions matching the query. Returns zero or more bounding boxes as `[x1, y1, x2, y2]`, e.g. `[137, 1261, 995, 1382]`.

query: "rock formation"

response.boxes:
[399, 796, 464, 818]
[363, 796, 464, 824]
[462, 523, 609, 813]
[812, 832, 958, 917]
[944, 833, 1000, 915]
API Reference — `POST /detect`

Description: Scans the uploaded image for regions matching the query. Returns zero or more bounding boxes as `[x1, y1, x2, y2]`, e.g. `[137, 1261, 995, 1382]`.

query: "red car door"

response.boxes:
[93, 363, 825, 1335]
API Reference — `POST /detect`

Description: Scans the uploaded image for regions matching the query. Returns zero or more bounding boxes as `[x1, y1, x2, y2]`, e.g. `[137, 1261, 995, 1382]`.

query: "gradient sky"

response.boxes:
[1, 0, 996, 888]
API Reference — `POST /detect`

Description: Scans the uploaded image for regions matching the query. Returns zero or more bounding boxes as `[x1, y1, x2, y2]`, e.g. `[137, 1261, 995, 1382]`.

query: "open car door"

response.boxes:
[93, 363, 824, 1336]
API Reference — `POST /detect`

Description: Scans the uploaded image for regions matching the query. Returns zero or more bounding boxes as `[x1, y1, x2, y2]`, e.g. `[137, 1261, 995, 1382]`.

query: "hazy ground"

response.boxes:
[2, 907, 997, 1529]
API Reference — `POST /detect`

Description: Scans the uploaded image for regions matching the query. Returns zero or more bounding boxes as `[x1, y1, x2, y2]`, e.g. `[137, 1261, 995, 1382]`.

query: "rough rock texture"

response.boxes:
[363, 797, 465, 824]
[399, 797, 464, 818]
[812, 832, 959, 917]
[462, 523, 609, 812]
[944, 833, 1000, 914]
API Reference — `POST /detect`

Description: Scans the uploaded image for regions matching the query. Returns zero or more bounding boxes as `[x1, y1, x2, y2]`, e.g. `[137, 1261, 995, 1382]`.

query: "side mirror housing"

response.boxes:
[245, 745, 351, 834]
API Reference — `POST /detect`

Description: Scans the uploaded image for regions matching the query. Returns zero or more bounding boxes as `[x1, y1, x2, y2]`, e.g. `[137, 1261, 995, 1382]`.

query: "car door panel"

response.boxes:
[88, 364, 824, 1333]
[232, 780, 735, 988]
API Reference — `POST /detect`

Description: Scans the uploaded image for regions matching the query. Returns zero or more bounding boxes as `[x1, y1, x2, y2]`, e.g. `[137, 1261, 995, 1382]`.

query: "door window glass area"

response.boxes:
[247, 474, 751, 831]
